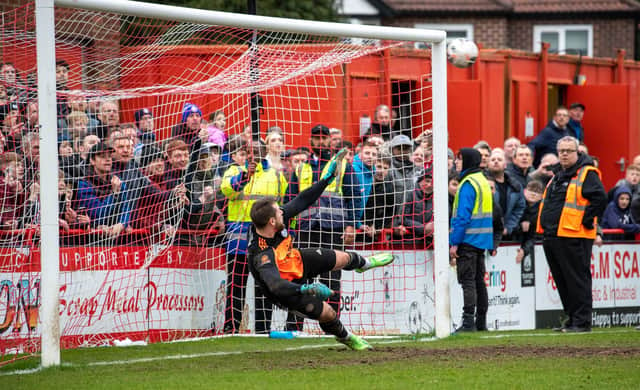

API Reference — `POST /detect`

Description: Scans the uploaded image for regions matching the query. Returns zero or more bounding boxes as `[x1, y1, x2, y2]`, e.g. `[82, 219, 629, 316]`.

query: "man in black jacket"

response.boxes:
[537, 136, 607, 332]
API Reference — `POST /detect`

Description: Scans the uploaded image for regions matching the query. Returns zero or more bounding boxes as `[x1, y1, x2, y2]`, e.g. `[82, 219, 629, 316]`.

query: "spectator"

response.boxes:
[393, 168, 434, 247]
[56, 60, 71, 121]
[0, 153, 25, 229]
[528, 153, 559, 186]
[206, 110, 227, 147]
[1, 102, 23, 151]
[361, 154, 395, 239]
[264, 129, 285, 173]
[329, 127, 343, 154]
[447, 148, 455, 173]
[132, 145, 186, 234]
[0, 82, 8, 105]
[164, 139, 190, 190]
[25, 101, 38, 132]
[365, 104, 397, 140]
[0, 62, 26, 103]
[473, 141, 491, 169]
[171, 102, 203, 146]
[134, 108, 155, 144]
[221, 136, 287, 334]
[66, 110, 89, 141]
[601, 185, 640, 239]
[607, 164, 640, 202]
[351, 140, 377, 231]
[484, 175, 505, 256]
[22, 132, 40, 186]
[568, 102, 585, 142]
[514, 180, 544, 263]
[506, 144, 534, 189]
[528, 106, 570, 167]
[89, 100, 120, 140]
[448, 170, 459, 217]
[388, 134, 419, 217]
[182, 143, 224, 231]
[503, 137, 521, 165]
[487, 148, 525, 238]
[536, 136, 607, 332]
[75, 142, 131, 236]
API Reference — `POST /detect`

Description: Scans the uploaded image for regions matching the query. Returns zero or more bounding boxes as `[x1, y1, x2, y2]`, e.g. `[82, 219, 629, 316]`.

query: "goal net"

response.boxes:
[0, 0, 448, 366]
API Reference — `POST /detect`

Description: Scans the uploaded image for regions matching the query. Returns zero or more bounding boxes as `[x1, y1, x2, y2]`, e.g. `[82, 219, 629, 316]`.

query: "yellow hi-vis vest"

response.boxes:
[451, 171, 494, 249]
[536, 165, 601, 239]
[221, 162, 287, 223]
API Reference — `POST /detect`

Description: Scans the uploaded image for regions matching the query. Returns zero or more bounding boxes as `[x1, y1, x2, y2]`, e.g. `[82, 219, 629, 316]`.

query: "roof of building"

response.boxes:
[378, 0, 640, 13]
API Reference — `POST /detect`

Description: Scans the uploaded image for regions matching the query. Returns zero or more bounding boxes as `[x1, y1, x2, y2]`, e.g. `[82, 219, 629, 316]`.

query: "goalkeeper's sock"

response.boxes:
[343, 251, 367, 271]
[319, 315, 348, 339]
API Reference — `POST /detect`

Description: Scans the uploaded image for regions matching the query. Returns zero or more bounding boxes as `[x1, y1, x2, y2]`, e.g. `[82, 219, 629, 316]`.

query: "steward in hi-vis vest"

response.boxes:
[537, 136, 606, 333]
[450, 148, 494, 333]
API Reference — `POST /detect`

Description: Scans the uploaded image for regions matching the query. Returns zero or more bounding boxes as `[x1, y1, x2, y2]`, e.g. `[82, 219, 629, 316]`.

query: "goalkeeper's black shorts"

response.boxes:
[277, 248, 337, 320]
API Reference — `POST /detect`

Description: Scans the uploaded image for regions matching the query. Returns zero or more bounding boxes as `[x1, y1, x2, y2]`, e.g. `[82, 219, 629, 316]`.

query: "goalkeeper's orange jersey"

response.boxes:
[256, 235, 303, 281]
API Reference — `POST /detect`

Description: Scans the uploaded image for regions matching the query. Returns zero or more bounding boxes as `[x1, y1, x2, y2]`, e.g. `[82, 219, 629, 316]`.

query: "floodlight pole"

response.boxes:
[36, 0, 61, 367]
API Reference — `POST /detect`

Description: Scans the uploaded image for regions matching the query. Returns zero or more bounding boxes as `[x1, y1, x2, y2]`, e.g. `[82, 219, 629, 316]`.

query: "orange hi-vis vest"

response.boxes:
[536, 165, 601, 239]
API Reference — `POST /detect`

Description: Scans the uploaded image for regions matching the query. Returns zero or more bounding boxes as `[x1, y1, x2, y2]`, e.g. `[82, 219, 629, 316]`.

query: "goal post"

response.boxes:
[29, 0, 450, 367]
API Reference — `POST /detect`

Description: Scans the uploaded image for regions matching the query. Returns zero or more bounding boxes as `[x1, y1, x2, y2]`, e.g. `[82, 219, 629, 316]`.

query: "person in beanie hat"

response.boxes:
[171, 102, 204, 145]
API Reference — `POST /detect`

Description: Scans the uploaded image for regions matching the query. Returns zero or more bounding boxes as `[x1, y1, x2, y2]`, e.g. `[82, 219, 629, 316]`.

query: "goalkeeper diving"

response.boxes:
[247, 147, 394, 350]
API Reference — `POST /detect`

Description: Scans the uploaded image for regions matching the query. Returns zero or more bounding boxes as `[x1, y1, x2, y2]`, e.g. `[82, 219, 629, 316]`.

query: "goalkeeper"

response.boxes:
[247, 148, 394, 350]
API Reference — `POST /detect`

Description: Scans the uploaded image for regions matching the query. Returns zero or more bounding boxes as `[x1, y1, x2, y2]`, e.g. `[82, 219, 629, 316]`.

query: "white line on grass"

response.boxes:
[1, 336, 417, 376]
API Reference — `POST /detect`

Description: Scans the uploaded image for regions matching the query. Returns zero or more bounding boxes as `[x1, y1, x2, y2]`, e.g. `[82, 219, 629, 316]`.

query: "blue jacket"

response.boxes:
[351, 154, 374, 225]
[568, 118, 584, 142]
[76, 179, 131, 228]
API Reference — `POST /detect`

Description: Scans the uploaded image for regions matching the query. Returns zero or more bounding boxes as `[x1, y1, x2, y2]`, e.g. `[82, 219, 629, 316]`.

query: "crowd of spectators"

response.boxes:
[1, 60, 640, 251]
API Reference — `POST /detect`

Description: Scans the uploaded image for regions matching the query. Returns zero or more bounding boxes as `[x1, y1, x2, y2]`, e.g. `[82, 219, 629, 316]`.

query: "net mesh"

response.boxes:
[0, 2, 436, 365]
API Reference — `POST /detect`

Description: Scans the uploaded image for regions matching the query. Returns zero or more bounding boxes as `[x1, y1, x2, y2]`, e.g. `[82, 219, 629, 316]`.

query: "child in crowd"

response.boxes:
[601, 185, 640, 239]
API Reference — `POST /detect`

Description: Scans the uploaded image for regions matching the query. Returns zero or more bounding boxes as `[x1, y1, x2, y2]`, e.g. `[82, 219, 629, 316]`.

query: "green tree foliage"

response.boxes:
[149, 0, 339, 22]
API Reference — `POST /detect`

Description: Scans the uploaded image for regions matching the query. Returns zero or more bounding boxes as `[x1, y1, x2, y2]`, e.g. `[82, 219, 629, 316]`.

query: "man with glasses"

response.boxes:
[536, 136, 607, 332]
[528, 106, 571, 168]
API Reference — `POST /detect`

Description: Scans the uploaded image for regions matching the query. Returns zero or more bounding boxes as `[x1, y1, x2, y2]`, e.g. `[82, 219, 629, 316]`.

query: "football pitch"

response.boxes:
[3, 328, 640, 389]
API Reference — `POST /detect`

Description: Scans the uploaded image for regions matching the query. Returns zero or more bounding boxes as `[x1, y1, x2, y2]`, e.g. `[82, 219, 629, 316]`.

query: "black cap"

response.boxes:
[89, 142, 114, 160]
[310, 124, 330, 136]
[134, 108, 153, 125]
[569, 102, 585, 110]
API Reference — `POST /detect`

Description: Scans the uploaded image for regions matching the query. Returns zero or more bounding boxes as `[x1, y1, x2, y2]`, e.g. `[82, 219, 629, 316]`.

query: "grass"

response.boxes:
[2, 328, 640, 389]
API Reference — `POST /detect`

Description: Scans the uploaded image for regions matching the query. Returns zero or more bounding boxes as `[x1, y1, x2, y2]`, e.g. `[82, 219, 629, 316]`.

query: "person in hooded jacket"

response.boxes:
[600, 185, 640, 240]
[536, 136, 607, 332]
[449, 148, 495, 332]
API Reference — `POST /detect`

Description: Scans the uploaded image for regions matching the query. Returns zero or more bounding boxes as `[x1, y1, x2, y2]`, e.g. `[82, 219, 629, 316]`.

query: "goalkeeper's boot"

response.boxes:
[337, 334, 373, 351]
[356, 253, 395, 273]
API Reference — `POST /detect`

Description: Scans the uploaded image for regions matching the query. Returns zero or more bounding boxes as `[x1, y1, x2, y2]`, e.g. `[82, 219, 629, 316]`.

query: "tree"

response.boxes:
[150, 0, 339, 22]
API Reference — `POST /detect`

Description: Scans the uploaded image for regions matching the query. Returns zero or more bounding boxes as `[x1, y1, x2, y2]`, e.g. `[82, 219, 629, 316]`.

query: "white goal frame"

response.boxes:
[35, 0, 450, 367]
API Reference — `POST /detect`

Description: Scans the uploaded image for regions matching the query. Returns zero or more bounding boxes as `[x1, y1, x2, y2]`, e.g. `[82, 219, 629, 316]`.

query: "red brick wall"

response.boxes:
[385, 16, 509, 49]
[508, 18, 635, 58]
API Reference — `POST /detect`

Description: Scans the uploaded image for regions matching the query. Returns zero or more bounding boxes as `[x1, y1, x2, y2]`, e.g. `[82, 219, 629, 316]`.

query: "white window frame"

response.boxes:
[533, 24, 593, 57]
[414, 23, 473, 48]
